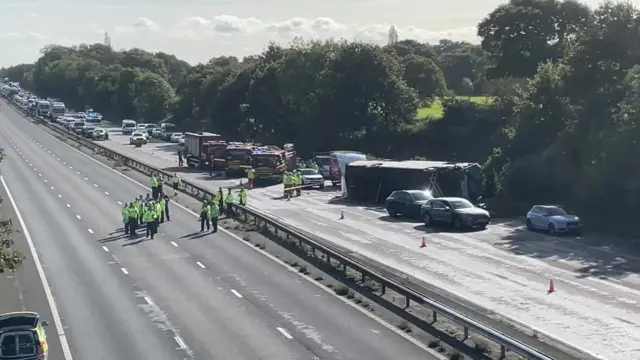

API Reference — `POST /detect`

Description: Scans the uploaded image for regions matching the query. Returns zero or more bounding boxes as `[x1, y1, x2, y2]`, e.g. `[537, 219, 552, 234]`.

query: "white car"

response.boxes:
[170, 133, 183, 143]
[129, 132, 148, 145]
[300, 168, 325, 189]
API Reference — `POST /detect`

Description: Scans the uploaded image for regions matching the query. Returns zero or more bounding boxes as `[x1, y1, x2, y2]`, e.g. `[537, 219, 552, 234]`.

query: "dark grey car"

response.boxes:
[420, 197, 490, 230]
[385, 190, 434, 220]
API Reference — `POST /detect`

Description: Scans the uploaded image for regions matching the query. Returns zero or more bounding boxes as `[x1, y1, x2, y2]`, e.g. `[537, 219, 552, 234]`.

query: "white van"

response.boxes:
[122, 119, 137, 135]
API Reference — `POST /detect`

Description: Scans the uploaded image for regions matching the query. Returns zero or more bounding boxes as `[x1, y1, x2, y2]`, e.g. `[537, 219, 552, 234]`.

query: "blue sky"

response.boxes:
[0, 0, 612, 67]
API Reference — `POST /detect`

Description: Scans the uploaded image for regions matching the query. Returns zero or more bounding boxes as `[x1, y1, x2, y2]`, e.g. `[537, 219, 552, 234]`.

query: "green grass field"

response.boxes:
[416, 96, 494, 119]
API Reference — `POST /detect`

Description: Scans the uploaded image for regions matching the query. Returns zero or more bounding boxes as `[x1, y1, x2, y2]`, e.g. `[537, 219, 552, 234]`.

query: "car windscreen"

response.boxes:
[253, 156, 277, 167]
[316, 157, 330, 166]
[450, 199, 474, 209]
[123, 123, 136, 128]
[547, 207, 568, 216]
[227, 149, 251, 160]
[301, 169, 319, 175]
[409, 191, 432, 201]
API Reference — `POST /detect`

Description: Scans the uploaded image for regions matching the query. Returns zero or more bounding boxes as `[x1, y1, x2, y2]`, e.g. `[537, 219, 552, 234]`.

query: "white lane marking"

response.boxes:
[170, 241, 178, 247]
[63, 161, 66, 165]
[174, 336, 187, 349]
[0, 175, 74, 359]
[44, 179, 47, 183]
[69, 166, 72, 169]
[120, 268, 129, 275]
[88, 229, 94, 234]
[84, 177, 88, 180]
[38, 173, 42, 177]
[117, 201, 122, 205]
[76, 215, 81, 219]
[277, 327, 293, 339]
[50, 186, 54, 190]
[93, 184, 98, 187]
[104, 191, 109, 195]
[102, 246, 109, 252]
[196, 261, 206, 269]
[112, 254, 119, 262]
[230, 289, 243, 298]
[57, 194, 62, 198]
[66, 204, 70, 208]
[33, 168, 36, 171]
[143, 296, 154, 306]
[76, 171, 80, 175]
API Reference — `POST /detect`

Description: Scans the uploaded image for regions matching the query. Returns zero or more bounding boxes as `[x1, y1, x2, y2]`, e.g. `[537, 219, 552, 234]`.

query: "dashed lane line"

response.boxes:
[277, 327, 293, 339]
[230, 289, 243, 298]
[102, 246, 109, 252]
[120, 268, 129, 275]
[196, 261, 206, 269]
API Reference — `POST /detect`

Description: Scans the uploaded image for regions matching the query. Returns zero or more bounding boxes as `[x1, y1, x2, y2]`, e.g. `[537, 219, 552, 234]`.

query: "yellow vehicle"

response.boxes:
[0, 311, 49, 359]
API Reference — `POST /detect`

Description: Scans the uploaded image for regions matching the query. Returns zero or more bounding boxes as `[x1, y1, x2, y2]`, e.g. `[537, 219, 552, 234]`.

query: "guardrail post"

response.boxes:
[432, 310, 437, 322]
[500, 345, 506, 359]
[403, 297, 410, 309]
[380, 285, 386, 295]
[463, 327, 468, 340]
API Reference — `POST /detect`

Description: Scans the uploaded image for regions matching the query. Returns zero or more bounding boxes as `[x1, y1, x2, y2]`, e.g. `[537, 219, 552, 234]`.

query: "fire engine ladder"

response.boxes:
[427, 171, 444, 198]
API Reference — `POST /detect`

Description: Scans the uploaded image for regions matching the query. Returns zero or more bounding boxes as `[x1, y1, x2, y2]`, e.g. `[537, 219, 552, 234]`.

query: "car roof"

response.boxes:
[0, 312, 39, 330]
[533, 205, 561, 208]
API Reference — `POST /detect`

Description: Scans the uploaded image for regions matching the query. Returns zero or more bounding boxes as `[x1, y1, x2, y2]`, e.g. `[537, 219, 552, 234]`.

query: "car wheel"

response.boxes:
[548, 223, 556, 235]
[423, 214, 432, 227]
[387, 207, 398, 217]
[452, 217, 463, 231]
[526, 219, 533, 230]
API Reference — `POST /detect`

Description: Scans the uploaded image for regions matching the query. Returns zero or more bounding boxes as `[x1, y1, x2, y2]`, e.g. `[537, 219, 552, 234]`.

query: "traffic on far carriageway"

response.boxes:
[4, 78, 640, 360]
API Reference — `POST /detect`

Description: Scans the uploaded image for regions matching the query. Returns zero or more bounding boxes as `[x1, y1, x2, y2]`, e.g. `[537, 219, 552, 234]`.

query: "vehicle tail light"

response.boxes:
[38, 339, 45, 359]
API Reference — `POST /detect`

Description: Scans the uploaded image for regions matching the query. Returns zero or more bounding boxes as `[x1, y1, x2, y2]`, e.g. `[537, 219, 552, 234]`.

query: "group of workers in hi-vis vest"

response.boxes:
[200, 187, 248, 232]
[120, 172, 184, 239]
[282, 170, 303, 198]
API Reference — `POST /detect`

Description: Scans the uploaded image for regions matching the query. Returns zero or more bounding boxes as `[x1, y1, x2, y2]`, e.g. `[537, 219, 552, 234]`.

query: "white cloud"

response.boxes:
[115, 17, 160, 34]
[168, 15, 478, 44]
[0, 32, 45, 40]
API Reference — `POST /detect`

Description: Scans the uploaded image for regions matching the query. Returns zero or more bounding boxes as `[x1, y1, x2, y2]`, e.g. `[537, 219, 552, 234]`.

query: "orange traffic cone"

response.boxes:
[340, 210, 344, 220]
[547, 279, 555, 294]
[420, 237, 427, 248]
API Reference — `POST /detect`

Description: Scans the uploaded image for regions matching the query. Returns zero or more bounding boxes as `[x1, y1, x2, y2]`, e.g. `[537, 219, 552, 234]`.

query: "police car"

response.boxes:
[0, 311, 49, 359]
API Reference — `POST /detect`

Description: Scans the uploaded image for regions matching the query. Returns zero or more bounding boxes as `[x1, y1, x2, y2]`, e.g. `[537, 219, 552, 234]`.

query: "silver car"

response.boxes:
[526, 205, 582, 235]
[300, 168, 325, 189]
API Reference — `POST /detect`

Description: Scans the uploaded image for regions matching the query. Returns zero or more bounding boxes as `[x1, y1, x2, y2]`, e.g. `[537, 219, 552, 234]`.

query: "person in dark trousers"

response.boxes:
[217, 187, 224, 215]
[224, 189, 235, 217]
[200, 202, 211, 232]
[178, 150, 183, 167]
[210, 202, 220, 233]
[144, 206, 156, 239]
[158, 178, 164, 198]
[151, 174, 159, 199]
[127, 203, 138, 236]
[163, 193, 171, 221]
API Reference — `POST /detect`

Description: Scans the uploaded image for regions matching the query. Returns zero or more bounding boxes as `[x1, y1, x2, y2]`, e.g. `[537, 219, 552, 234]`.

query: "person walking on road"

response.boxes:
[158, 198, 166, 224]
[210, 201, 220, 233]
[172, 173, 181, 196]
[200, 201, 211, 232]
[246, 167, 255, 189]
[151, 174, 159, 199]
[217, 187, 224, 215]
[144, 206, 156, 239]
[127, 203, 139, 236]
[163, 193, 171, 221]
[239, 188, 247, 206]
[224, 189, 235, 217]
[178, 150, 184, 167]
[122, 203, 130, 234]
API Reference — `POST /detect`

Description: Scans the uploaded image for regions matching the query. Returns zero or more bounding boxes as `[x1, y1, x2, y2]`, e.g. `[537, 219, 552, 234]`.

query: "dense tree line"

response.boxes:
[3, 0, 640, 235]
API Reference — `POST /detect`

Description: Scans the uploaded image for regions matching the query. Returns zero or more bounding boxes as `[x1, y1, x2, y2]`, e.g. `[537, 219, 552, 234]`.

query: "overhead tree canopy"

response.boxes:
[3, 0, 640, 235]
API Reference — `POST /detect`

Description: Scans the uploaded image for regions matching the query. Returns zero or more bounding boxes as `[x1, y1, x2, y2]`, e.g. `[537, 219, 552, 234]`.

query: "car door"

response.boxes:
[396, 192, 415, 215]
[530, 207, 544, 228]
[429, 201, 446, 222]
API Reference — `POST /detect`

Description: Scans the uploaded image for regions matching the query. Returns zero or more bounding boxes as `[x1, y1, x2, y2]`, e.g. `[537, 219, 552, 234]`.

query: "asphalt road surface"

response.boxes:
[86, 121, 640, 359]
[0, 106, 439, 359]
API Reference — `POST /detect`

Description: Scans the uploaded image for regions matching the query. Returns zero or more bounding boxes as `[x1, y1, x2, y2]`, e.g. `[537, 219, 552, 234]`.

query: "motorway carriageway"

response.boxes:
[90, 117, 640, 359]
[0, 107, 440, 359]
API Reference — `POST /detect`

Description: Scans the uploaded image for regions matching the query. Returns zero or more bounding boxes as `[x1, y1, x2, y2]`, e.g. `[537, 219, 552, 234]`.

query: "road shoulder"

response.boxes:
[0, 175, 65, 360]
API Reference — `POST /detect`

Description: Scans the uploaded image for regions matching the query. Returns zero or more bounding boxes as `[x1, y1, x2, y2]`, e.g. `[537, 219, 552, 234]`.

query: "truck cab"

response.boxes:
[251, 146, 297, 183]
[224, 143, 254, 177]
[48, 102, 66, 120]
[35, 101, 50, 118]
[121, 119, 137, 135]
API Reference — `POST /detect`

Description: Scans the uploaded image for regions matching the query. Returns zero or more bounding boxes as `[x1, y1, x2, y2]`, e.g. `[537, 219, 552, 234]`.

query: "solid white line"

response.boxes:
[0, 176, 74, 359]
[174, 336, 187, 349]
[230, 289, 243, 298]
[196, 261, 206, 269]
[102, 246, 109, 252]
[75, 215, 81, 220]
[170, 241, 178, 247]
[277, 327, 293, 339]
[120, 268, 129, 275]
[143, 296, 154, 305]
[88, 229, 94, 234]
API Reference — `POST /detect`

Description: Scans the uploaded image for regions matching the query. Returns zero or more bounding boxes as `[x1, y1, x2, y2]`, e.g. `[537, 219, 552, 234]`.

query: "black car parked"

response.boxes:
[385, 190, 434, 220]
[420, 197, 490, 230]
[82, 126, 97, 138]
